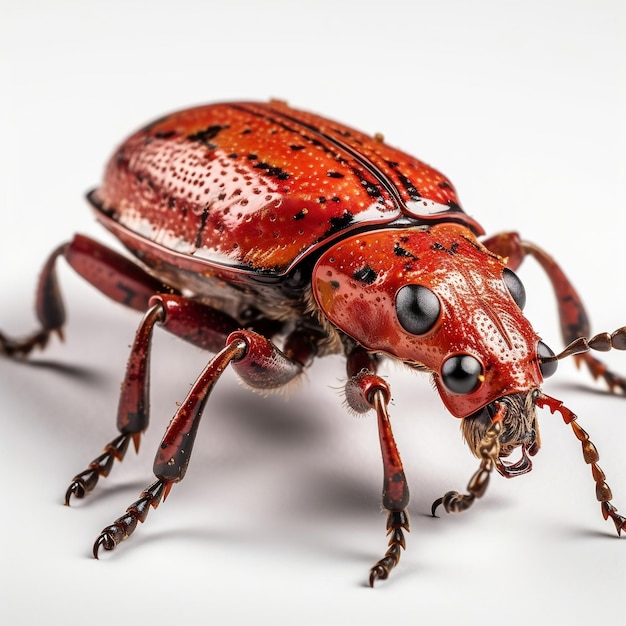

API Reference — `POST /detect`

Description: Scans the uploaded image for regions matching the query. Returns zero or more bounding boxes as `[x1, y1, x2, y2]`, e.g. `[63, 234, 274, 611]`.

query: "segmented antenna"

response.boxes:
[539, 327, 626, 364]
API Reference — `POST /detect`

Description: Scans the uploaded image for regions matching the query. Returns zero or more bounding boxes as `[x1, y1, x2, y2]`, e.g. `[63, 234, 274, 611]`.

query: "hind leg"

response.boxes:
[0, 234, 170, 358]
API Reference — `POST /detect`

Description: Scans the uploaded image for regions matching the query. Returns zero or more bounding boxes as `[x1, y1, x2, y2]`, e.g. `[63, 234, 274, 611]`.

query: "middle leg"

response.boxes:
[91, 326, 312, 557]
[65, 294, 242, 504]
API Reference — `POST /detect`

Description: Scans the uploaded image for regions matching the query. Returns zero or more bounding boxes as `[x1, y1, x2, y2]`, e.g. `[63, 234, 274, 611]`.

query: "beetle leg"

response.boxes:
[537, 393, 626, 535]
[345, 351, 410, 586]
[431, 419, 502, 516]
[0, 243, 68, 357]
[65, 294, 242, 504]
[92, 478, 170, 557]
[93, 338, 247, 556]
[65, 303, 165, 504]
[0, 234, 175, 359]
[369, 389, 411, 587]
[483, 232, 626, 393]
[92, 329, 306, 556]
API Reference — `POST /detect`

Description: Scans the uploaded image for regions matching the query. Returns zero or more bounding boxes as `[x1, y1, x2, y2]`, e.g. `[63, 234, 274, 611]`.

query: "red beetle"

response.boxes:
[1, 100, 625, 585]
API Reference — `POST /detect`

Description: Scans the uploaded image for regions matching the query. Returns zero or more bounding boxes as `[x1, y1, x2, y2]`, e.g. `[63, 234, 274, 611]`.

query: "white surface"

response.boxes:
[1, 1, 625, 623]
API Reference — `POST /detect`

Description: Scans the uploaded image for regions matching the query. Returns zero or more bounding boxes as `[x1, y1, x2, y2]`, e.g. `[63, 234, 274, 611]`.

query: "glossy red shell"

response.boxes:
[90, 100, 483, 277]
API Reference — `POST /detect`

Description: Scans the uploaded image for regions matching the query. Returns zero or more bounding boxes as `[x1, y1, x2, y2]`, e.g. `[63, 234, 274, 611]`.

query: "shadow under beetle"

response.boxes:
[1, 100, 625, 585]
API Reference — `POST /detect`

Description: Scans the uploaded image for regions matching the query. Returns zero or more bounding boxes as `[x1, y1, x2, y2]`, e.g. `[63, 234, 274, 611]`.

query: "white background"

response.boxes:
[1, 0, 625, 623]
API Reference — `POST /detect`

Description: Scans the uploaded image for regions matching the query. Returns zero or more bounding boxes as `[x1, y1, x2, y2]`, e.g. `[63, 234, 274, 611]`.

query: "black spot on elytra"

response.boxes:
[397, 173, 420, 199]
[382, 161, 420, 200]
[187, 124, 229, 146]
[324, 211, 353, 236]
[330, 280, 340, 290]
[331, 127, 352, 138]
[348, 166, 383, 199]
[290, 144, 305, 151]
[247, 153, 258, 160]
[438, 180, 452, 190]
[228, 152, 238, 159]
[194, 207, 210, 248]
[327, 170, 345, 179]
[353, 265, 377, 285]
[318, 196, 327, 204]
[294, 210, 307, 220]
[254, 161, 291, 180]
[360, 178, 384, 199]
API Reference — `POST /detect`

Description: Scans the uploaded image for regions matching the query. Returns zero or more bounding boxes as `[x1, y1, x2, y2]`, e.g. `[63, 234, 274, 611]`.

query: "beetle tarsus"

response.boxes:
[65, 479, 86, 504]
[369, 510, 409, 587]
[0, 329, 52, 358]
[431, 491, 476, 515]
[92, 479, 170, 558]
[602, 502, 626, 536]
[64, 433, 133, 504]
[579, 353, 626, 395]
[92, 531, 116, 558]
[431, 497, 443, 517]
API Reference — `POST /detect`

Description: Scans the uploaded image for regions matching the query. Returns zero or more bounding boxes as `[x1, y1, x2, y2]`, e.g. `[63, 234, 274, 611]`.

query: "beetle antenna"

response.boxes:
[539, 326, 626, 364]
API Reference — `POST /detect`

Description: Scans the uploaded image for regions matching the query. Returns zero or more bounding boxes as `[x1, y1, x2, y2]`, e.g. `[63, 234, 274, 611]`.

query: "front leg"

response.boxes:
[345, 351, 410, 586]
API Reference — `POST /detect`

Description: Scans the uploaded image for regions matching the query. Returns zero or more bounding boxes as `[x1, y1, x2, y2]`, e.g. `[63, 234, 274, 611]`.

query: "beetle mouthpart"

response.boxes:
[461, 390, 539, 477]
[495, 443, 533, 477]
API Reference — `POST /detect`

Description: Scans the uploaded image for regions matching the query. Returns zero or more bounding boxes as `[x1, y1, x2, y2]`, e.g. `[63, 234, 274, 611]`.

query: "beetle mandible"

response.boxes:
[1, 100, 625, 585]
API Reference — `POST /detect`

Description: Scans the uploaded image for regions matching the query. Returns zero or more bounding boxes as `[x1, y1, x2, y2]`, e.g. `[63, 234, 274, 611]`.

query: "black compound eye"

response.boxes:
[441, 354, 484, 394]
[395, 284, 441, 335]
[503, 268, 526, 310]
[537, 341, 557, 378]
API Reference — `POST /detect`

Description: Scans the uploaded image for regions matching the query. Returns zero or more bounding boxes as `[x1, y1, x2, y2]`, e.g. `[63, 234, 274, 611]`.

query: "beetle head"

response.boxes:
[312, 223, 555, 423]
